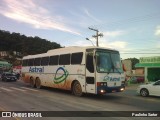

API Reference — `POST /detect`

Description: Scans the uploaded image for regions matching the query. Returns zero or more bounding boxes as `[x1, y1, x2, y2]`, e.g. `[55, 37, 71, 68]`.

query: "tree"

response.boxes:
[0, 29, 62, 56]
[0, 29, 62, 64]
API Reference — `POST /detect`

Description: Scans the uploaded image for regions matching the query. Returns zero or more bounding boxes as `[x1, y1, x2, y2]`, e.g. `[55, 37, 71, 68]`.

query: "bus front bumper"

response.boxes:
[97, 85, 125, 94]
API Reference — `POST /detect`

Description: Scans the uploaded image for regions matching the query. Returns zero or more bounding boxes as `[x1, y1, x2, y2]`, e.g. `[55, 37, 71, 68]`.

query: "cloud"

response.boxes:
[103, 30, 125, 37]
[73, 40, 93, 46]
[155, 26, 160, 36]
[97, 30, 128, 50]
[99, 39, 128, 49]
[0, 0, 80, 35]
[69, 29, 128, 50]
[68, 8, 102, 28]
[69, 37, 128, 50]
[155, 41, 160, 48]
[83, 8, 101, 23]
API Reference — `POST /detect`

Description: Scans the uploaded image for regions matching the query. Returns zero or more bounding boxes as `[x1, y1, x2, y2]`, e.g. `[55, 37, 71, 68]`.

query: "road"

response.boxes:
[0, 80, 160, 120]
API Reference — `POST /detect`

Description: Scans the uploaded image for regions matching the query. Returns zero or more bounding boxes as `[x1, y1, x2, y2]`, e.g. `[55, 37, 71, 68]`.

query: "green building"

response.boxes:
[135, 56, 160, 82]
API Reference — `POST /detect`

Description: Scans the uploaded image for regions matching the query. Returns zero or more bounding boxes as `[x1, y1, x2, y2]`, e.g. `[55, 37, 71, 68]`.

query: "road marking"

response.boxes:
[20, 87, 38, 91]
[0, 87, 13, 92]
[10, 87, 26, 92]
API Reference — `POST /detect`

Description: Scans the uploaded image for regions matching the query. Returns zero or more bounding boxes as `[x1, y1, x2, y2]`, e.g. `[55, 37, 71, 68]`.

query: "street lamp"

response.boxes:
[86, 38, 95, 46]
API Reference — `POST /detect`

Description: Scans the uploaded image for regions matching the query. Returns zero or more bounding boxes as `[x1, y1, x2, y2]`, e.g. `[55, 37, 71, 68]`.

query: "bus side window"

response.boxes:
[59, 54, 70, 65]
[28, 59, 34, 66]
[71, 52, 83, 64]
[49, 55, 59, 65]
[34, 58, 41, 66]
[86, 52, 94, 73]
[41, 57, 49, 66]
[22, 59, 28, 66]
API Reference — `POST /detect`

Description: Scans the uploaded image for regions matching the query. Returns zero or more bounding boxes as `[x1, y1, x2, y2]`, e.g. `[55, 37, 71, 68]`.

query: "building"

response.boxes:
[135, 56, 160, 82]
[122, 59, 132, 77]
[0, 61, 12, 73]
[0, 51, 9, 57]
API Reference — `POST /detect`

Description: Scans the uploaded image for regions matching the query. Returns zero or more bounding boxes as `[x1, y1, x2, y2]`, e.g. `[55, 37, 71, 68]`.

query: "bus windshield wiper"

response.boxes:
[107, 68, 111, 74]
[107, 64, 114, 74]
[113, 65, 121, 74]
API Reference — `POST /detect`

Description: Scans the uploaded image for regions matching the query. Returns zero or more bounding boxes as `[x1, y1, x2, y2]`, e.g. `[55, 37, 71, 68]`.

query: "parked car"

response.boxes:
[136, 77, 144, 83]
[130, 76, 144, 83]
[137, 80, 160, 97]
[130, 76, 137, 83]
[1, 72, 17, 82]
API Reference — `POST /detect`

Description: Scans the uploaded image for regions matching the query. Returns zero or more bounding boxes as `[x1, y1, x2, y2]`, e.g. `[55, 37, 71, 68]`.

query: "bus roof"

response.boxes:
[47, 46, 117, 53]
[23, 46, 118, 59]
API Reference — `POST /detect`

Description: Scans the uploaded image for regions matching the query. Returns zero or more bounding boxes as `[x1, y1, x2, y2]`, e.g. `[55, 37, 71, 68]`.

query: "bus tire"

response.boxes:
[30, 77, 35, 88]
[35, 78, 42, 89]
[72, 81, 83, 96]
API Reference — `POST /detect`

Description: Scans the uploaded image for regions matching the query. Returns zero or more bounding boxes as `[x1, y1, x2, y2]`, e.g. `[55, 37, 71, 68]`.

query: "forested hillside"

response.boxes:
[0, 30, 61, 56]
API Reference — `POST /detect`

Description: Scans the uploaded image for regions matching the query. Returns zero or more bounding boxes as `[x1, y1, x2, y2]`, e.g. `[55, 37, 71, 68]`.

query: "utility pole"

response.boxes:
[88, 27, 103, 47]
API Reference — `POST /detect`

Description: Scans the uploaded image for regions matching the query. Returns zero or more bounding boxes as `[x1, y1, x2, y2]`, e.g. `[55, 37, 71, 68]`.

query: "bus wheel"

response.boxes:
[30, 78, 35, 88]
[35, 78, 41, 89]
[72, 81, 83, 96]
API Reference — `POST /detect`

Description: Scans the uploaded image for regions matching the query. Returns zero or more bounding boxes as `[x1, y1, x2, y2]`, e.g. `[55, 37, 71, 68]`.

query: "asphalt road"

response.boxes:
[0, 80, 159, 120]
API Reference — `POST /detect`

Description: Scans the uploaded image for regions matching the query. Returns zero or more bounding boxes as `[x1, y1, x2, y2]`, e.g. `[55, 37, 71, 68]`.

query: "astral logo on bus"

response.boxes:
[104, 76, 120, 81]
[29, 67, 44, 73]
[54, 67, 69, 84]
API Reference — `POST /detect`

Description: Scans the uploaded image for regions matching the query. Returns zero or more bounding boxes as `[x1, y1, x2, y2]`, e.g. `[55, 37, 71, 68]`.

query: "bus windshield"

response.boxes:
[96, 51, 123, 73]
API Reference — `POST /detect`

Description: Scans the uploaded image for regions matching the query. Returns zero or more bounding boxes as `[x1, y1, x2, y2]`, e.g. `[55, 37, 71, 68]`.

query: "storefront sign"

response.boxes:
[140, 56, 160, 63]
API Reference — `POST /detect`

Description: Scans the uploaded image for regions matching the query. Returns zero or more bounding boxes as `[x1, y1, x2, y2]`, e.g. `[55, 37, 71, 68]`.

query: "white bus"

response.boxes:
[22, 46, 125, 96]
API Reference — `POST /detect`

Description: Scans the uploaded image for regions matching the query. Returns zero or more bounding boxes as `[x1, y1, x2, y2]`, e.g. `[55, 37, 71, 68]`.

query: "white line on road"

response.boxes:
[0, 87, 13, 92]
[10, 87, 26, 92]
[20, 87, 38, 91]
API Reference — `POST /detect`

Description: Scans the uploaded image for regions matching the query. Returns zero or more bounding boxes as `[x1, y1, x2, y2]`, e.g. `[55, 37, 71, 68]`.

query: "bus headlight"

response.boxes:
[100, 89, 106, 93]
[120, 88, 124, 91]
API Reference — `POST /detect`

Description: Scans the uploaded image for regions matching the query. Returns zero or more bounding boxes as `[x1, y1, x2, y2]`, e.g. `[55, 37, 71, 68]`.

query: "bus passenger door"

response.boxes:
[85, 51, 96, 94]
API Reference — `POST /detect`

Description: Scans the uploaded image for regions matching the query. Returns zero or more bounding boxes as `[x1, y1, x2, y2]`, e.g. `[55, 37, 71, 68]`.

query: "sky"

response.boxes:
[0, 0, 160, 59]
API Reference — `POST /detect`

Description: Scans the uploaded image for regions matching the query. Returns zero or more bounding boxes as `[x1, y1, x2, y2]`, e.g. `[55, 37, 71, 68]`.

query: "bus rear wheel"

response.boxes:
[30, 78, 35, 88]
[72, 81, 83, 96]
[35, 78, 41, 89]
